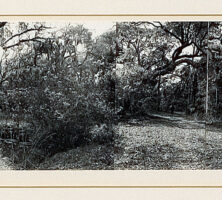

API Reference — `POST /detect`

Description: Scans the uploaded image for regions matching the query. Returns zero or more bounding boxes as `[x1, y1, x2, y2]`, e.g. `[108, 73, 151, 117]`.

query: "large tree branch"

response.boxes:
[3, 25, 47, 47]
[185, 23, 191, 42]
[191, 41, 207, 56]
[0, 22, 7, 29]
[3, 37, 45, 49]
[151, 58, 198, 79]
[151, 22, 183, 43]
[172, 43, 191, 61]
[177, 53, 202, 59]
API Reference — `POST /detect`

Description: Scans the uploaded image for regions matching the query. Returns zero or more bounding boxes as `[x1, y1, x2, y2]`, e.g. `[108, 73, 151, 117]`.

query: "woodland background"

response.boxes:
[0, 22, 221, 169]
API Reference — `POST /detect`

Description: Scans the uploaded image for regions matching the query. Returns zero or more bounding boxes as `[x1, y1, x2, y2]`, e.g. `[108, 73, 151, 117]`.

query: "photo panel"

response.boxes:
[0, 21, 116, 170]
[114, 21, 222, 169]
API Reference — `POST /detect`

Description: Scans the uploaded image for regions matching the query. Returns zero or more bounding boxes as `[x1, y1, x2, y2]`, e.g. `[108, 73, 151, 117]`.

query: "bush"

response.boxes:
[90, 124, 114, 145]
[32, 122, 89, 157]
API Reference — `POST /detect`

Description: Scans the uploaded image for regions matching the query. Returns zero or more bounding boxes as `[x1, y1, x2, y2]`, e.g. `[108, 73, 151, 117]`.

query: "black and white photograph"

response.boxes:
[0, 21, 221, 170]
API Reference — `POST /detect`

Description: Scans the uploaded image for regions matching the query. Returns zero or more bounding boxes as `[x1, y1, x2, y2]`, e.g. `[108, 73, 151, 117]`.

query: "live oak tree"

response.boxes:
[0, 22, 48, 87]
[115, 22, 222, 117]
[116, 22, 174, 114]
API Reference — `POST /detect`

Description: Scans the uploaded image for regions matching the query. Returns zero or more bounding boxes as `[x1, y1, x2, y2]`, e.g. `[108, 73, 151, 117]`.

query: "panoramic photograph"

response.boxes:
[0, 21, 221, 170]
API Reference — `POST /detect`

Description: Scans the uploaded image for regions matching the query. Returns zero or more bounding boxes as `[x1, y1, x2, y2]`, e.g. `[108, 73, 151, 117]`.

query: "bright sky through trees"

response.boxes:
[0, 21, 115, 59]
[48, 21, 115, 38]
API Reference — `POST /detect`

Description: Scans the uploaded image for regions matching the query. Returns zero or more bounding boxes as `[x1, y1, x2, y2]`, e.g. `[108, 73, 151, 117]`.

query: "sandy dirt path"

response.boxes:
[114, 113, 222, 169]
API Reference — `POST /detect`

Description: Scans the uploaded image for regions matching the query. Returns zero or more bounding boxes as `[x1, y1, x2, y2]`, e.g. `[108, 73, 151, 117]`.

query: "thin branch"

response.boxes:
[3, 37, 45, 50]
[3, 25, 47, 46]
[78, 52, 89, 67]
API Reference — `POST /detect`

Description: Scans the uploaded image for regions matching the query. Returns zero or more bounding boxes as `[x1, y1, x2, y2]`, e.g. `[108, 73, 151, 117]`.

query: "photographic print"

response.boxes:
[0, 21, 221, 170]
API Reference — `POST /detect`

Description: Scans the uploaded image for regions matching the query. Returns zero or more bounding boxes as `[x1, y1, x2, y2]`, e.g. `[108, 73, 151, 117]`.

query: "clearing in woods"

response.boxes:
[114, 112, 222, 170]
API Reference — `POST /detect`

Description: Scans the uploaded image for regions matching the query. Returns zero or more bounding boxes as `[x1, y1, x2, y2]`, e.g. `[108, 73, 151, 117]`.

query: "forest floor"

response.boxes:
[1, 112, 222, 170]
[0, 148, 13, 170]
[114, 112, 222, 169]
